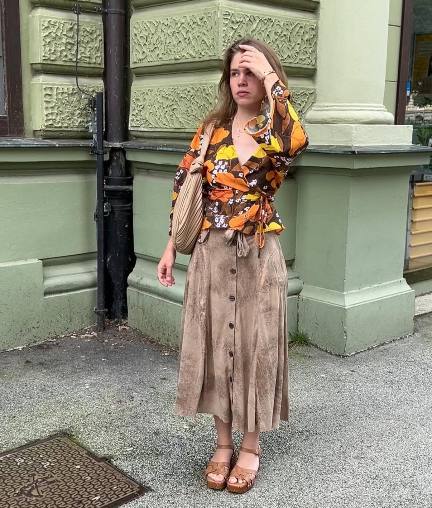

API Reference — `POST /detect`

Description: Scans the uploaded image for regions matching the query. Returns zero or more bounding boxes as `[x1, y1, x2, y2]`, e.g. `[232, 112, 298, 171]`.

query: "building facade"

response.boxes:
[0, 0, 431, 354]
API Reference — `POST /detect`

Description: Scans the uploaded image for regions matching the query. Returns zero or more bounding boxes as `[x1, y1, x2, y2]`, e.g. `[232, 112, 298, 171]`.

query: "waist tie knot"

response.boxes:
[224, 194, 270, 258]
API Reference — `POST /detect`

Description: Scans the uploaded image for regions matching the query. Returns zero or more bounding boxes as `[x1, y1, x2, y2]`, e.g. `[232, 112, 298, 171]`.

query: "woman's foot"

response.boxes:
[227, 442, 261, 493]
[205, 415, 234, 486]
[205, 443, 235, 484]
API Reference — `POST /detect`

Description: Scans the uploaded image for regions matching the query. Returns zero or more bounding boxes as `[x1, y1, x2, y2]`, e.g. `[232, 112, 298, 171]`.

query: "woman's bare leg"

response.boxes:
[207, 415, 234, 483]
[227, 430, 260, 485]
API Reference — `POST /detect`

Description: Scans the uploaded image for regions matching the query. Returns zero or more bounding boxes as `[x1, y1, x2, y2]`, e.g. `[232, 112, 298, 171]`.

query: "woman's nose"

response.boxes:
[238, 71, 247, 86]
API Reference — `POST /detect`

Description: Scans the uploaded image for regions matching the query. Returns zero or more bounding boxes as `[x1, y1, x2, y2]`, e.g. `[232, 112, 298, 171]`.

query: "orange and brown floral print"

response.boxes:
[168, 79, 308, 239]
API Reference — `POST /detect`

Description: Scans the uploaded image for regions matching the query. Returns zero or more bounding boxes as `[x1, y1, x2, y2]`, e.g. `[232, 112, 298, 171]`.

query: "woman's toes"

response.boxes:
[209, 473, 223, 482]
[228, 476, 244, 485]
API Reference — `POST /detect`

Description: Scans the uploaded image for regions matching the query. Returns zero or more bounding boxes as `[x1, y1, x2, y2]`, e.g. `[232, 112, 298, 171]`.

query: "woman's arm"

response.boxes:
[237, 44, 308, 177]
[245, 78, 309, 166]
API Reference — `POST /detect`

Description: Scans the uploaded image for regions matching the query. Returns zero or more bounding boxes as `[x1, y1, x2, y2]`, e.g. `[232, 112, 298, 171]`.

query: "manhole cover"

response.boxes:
[0, 434, 146, 507]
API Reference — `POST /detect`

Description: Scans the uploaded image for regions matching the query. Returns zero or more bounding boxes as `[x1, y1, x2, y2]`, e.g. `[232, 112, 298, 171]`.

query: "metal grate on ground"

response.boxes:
[0, 434, 146, 507]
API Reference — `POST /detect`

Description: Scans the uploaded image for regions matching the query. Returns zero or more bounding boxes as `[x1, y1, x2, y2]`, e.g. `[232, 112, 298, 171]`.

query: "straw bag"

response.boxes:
[171, 123, 215, 255]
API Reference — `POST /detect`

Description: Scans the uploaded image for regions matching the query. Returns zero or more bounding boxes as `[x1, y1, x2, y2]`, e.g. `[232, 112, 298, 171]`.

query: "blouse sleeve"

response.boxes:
[168, 124, 203, 236]
[244, 79, 309, 178]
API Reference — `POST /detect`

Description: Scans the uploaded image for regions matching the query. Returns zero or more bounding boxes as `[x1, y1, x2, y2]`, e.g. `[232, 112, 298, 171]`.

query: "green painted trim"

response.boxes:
[31, 0, 102, 12]
[297, 152, 432, 170]
[42, 253, 96, 295]
[31, 64, 103, 76]
[127, 257, 187, 305]
[125, 143, 431, 171]
[300, 279, 412, 307]
[126, 149, 183, 167]
[131, 61, 316, 77]
[131, 0, 320, 12]
[0, 148, 96, 163]
[32, 131, 93, 140]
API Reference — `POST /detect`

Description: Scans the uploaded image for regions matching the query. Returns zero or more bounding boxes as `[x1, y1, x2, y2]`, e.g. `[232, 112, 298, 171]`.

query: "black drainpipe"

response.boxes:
[102, 0, 135, 319]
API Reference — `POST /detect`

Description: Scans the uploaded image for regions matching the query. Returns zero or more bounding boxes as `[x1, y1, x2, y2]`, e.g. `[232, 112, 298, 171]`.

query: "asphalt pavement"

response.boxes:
[1, 315, 432, 508]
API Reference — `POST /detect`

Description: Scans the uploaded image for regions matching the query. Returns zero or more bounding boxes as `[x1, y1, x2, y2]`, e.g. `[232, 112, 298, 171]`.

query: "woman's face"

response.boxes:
[229, 50, 265, 109]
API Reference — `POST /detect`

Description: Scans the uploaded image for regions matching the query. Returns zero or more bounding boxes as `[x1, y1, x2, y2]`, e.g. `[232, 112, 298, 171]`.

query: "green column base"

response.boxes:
[298, 279, 414, 355]
[0, 259, 96, 351]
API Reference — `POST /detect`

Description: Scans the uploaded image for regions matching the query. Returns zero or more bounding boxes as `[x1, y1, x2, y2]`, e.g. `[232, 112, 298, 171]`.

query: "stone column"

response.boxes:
[305, 0, 411, 145]
[295, 0, 432, 354]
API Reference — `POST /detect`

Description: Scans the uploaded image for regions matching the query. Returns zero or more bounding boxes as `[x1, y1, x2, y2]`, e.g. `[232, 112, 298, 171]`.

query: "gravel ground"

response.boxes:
[1, 315, 432, 508]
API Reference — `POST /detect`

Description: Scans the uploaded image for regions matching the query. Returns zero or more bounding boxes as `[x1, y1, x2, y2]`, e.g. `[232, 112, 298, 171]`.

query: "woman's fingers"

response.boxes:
[157, 260, 175, 286]
[166, 264, 175, 285]
[239, 44, 259, 53]
[157, 263, 166, 285]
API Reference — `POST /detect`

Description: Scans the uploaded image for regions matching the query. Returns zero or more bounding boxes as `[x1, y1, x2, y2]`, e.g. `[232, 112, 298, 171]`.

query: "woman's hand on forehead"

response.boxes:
[237, 44, 274, 81]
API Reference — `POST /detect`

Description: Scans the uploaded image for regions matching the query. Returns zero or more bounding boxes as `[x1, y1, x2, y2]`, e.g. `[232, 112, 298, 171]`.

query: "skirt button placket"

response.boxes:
[228, 242, 238, 407]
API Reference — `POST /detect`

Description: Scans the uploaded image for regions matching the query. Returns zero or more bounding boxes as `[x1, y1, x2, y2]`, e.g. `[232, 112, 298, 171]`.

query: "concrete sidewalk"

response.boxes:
[1, 315, 432, 508]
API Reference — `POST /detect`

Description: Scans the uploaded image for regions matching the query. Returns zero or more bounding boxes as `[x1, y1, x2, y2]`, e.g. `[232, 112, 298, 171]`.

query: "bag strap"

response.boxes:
[196, 122, 215, 163]
[189, 122, 215, 174]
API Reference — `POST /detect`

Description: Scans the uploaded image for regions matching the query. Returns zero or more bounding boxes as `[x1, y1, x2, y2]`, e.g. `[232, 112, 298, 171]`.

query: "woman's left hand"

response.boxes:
[238, 44, 274, 81]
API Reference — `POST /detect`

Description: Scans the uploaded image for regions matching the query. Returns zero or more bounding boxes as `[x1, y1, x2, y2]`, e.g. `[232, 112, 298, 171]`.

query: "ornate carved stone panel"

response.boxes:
[32, 79, 103, 133]
[130, 83, 218, 131]
[30, 11, 103, 70]
[221, 10, 317, 68]
[131, 9, 219, 66]
[131, 2, 317, 71]
[130, 82, 314, 132]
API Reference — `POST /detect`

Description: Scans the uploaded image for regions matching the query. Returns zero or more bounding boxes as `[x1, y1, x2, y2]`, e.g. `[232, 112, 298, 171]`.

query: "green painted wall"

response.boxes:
[0, 0, 104, 349]
[0, 146, 98, 349]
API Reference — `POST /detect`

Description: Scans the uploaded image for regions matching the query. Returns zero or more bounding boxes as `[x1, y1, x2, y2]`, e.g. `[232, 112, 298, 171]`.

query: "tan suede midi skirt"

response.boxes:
[174, 228, 289, 433]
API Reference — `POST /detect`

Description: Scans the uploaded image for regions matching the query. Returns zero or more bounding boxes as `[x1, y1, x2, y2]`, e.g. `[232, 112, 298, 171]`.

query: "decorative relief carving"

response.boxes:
[130, 84, 218, 131]
[38, 17, 103, 66]
[290, 87, 316, 116]
[130, 5, 316, 69]
[40, 84, 102, 130]
[222, 11, 317, 67]
[131, 11, 218, 65]
[129, 83, 314, 132]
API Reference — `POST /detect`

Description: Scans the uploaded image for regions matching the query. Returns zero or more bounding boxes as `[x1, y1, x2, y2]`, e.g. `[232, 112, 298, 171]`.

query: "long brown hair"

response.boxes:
[202, 37, 288, 130]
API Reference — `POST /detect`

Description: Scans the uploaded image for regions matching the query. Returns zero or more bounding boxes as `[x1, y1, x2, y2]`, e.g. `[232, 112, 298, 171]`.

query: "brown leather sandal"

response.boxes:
[226, 444, 261, 494]
[204, 443, 236, 490]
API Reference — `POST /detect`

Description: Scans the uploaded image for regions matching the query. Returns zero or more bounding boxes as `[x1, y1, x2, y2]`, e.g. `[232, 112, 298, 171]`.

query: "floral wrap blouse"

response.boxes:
[168, 79, 309, 245]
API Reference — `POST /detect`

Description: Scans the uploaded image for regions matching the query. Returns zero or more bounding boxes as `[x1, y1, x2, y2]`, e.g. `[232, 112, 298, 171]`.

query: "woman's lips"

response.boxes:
[237, 91, 249, 97]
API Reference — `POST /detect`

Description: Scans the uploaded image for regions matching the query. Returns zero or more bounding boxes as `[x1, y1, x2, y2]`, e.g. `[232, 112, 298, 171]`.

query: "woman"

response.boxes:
[157, 38, 308, 493]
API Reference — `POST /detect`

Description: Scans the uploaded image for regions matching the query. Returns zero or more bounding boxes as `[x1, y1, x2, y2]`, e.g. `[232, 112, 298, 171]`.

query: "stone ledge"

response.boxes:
[31, 0, 102, 12]
[131, 0, 319, 12]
